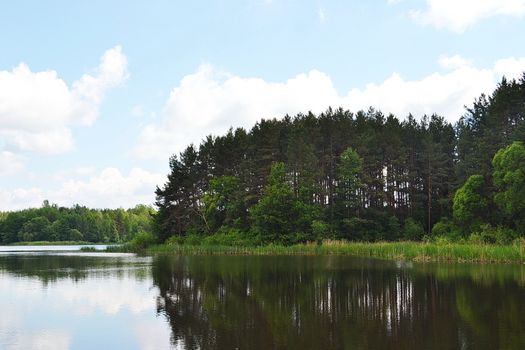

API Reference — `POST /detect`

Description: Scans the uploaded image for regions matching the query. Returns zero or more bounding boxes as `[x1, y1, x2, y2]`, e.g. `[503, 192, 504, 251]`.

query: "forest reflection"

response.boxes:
[152, 255, 525, 350]
[0, 253, 150, 284]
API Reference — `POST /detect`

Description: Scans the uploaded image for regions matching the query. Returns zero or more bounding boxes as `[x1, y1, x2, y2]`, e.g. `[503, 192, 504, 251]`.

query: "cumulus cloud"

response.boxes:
[134, 56, 525, 160]
[134, 64, 340, 159]
[55, 167, 165, 208]
[344, 65, 495, 119]
[406, 0, 525, 32]
[56, 278, 157, 315]
[0, 167, 165, 210]
[0, 46, 128, 154]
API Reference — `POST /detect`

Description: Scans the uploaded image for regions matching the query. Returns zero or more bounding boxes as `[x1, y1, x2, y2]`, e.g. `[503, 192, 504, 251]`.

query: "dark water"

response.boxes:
[1, 249, 524, 349]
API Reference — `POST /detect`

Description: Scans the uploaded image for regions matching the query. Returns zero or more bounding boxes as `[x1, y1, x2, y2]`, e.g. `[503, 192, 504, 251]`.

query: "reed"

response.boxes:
[144, 240, 525, 263]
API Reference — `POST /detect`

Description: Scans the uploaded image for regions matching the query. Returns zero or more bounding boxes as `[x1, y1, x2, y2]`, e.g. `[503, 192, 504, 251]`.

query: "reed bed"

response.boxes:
[144, 240, 525, 264]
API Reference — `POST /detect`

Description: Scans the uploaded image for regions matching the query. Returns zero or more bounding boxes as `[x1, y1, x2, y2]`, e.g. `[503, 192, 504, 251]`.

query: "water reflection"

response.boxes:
[1, 252, 524, 349]
[151, 255, 525, 350]
[0, 252, 172, 350]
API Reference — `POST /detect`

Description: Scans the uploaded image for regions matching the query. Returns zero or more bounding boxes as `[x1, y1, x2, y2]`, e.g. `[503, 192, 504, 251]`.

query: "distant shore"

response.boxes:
[9, 241, 101, 246]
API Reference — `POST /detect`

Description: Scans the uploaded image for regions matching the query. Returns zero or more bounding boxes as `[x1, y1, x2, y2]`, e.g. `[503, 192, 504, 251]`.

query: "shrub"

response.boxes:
[68, 229, 84, 241]
[311, 220, 329, 244]
[201, 228, 253, 246]
[130, 231, 156, 250]
[470, 224, 517, 245]
[403, 218, 424, 241]
[431, 217, 462, 242]
[183, 234, 202, 246]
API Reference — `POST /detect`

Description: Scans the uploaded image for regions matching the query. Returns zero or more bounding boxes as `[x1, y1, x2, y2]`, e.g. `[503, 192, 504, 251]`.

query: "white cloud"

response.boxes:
[134, 64, 340, 159]
[345, 66, 495, 119]
[55, 278, 157, 315]
[134, 56, 525, 160]
[0, 151, 24, 175]
[494, 57, 525, 80]
[6, 330, 71, 350]
[438, 54, 471, 69]
[0, 167, 165, 211]
[0, 187, 44, 211]
[407, 0, 525, 32]
[0, 46, 128, 154]
[54, 167, 165, 208]
[134, 321, 175, 350]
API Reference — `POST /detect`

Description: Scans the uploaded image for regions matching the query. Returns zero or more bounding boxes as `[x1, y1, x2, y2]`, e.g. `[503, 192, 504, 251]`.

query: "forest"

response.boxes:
[0, 202, 153, 244]
[154, 74, 525, 246]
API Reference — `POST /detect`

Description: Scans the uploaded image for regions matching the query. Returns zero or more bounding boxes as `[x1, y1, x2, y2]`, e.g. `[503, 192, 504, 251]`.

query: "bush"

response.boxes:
[183, 234, 202, 246]
[165, 235, 185, 245]
[341, 217, 378, 241]
[311, 220, 330, 244]
[201, 229, 253, 246]
[130, 231, 156, 250]
[403, 218, 424, 241]
[68, 229, 84, 241]
[469, 224, 517, 245]
[431, 218, 463, 242]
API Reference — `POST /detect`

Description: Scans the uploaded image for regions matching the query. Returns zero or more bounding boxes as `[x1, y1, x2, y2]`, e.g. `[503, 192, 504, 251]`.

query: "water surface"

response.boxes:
[0, 247, 524, 349]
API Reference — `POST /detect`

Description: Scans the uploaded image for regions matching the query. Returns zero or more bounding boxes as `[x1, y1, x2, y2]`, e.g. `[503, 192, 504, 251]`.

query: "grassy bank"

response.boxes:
[141, 240, 525, 264]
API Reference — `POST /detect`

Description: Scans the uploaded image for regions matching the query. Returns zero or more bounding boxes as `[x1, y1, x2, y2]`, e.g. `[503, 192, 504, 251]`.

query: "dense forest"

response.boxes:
[155, 74, 525, 245]
[0, 202, 153, 243]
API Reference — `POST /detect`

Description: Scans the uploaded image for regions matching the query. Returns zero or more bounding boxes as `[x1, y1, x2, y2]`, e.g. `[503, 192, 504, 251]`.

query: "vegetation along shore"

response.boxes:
[3, 75, 525, 266]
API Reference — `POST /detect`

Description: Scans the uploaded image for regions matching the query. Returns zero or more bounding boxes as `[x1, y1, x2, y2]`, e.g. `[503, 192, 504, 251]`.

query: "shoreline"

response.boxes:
[138, 240, 525, 264]
[9, 241, 104, 246]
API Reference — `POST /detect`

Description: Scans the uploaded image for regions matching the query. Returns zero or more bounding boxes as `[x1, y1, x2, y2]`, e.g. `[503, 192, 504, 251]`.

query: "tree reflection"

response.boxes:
[152, 255, 525, 349]
[0, 253, 150, 284]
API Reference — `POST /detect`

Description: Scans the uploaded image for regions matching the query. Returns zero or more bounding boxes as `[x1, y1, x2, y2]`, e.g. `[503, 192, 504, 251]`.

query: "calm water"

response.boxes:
[1, 248, 524, 349]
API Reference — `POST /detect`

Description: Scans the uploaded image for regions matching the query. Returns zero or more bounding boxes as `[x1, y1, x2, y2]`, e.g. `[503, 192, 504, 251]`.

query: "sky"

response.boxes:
[1, 0, 525, 210]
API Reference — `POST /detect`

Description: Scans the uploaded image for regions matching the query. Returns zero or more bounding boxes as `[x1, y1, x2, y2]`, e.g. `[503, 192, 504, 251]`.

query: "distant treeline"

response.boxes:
[0, 202, 154, 243]
[154, 74, 525, 245]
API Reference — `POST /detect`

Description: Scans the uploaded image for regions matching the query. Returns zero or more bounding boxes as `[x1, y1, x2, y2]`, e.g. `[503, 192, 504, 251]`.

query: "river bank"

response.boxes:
[127, 240, 525, 264]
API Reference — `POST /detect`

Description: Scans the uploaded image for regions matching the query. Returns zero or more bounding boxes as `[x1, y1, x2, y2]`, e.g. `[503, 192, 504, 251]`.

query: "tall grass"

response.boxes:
[145, 239, 525, 263]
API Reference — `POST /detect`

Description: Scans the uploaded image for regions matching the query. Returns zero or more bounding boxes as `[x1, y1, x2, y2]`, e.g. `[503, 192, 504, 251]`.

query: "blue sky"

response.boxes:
[1, 0, 525, 210]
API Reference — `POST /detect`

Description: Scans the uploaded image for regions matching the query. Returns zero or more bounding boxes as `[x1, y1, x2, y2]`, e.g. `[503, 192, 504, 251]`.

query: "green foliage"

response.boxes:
[337, 147, 363, 217]
[453, 174, 488, 232]
[68, 229, 84, 241]
[469, 224, 517, 245]
[129, 231, 156, 250]
[250, 162, 319, 245]
[403, 218, 425, 241]
[431, 217, 460, 239]
[311, 220, 330, 243]
[339, 212, 399, 242]
[203, 176, 246, 232]
[493, 141, 525, 231]
[0, 203, 155, 244]
[151, 76, 525, 246]
[201, 228, 255, 246]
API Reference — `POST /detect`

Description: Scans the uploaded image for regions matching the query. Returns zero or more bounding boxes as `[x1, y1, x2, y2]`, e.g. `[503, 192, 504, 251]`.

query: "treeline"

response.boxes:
[0, 202, 154, 243]
[153, 75, 525, 245]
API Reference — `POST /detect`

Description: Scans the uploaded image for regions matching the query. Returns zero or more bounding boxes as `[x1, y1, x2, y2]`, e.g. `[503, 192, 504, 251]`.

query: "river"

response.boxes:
[0, 246, 524, 349]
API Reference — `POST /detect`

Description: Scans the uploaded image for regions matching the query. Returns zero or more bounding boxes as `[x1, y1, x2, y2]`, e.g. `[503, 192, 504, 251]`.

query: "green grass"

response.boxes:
[144, 240, 525, 264]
